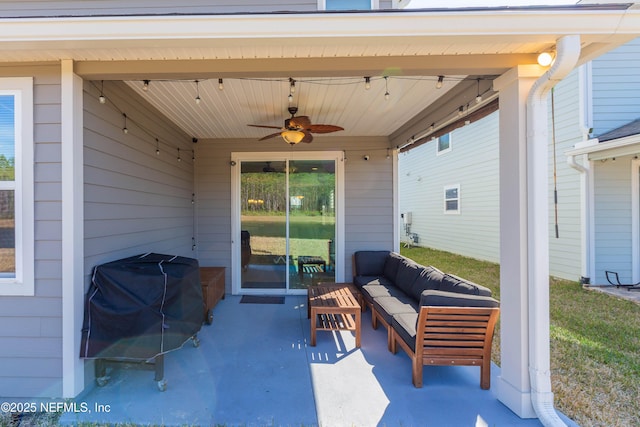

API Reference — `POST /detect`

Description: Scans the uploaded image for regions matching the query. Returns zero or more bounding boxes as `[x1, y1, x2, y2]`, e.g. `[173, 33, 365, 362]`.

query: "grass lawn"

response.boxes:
[401, 246, 640, 427]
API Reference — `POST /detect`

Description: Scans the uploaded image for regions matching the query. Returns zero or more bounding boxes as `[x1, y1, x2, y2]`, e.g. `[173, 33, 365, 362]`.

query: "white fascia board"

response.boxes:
[566, 134, 640, 158]
[0, 9, 638, 45]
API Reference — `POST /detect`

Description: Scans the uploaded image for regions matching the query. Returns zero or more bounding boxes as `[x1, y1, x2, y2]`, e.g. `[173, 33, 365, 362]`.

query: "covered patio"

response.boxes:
[61, 296, 576, 427]
[1, 3, 640, 425]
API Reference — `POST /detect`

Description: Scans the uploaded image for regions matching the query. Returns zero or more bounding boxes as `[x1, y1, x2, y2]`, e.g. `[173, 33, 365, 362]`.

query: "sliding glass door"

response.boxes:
[235, 153, 341, 294]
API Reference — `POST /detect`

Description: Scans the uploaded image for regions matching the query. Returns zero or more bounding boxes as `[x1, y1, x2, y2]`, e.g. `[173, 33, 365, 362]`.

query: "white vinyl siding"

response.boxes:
[195, 136, 393, 290]
[399, 112, 500, 262]
[83, 80, 195, 286]
[591, 38, 640, 137]
[593, 157, 633, 284]
[0, 65, 61, 398]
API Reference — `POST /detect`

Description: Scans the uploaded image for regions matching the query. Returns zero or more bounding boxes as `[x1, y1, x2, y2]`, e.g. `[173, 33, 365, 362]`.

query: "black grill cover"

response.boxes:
[80, 253, 203, 360]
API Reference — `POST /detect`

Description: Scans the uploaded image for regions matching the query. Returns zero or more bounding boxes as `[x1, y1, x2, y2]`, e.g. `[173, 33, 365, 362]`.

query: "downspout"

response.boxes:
[567, 153, 592, 285]
[526, 34, 581, 427]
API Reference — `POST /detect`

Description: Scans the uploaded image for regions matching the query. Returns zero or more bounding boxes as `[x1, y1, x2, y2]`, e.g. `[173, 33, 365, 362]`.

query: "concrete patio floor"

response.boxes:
[61, 296, 579, 427]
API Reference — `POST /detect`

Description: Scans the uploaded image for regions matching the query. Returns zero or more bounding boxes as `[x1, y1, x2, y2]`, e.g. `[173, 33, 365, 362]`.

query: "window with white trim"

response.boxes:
[444, 185, 460, 214]
[436, 133, 451, 155]
[319, 0, 377, 10]
[0, 78, 34, 296]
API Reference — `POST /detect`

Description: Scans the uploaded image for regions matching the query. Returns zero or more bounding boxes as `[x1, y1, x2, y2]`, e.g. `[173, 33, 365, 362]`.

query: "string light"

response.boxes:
[195, 80, 201, 105]
[289, 78, 296, 94]
[458, 106, 465, 117]
[475, 78, 482, 104]
[436, 75, 444, 89]
[218, 78, 224, 91]
[364, 76, 371, 90]
[90, 81, 192, 164]
[143, 80, 150, 92]
[99, 80, 106, 104]
[192, 150, 195, 161]
[384, 76, 390, 101]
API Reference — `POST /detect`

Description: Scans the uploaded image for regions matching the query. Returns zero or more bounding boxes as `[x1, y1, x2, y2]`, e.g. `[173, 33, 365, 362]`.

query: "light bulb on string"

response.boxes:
[364, 76, 371, 90]
[218, 78, 224, 91]
[436, 75, 444, 89]
[142, 80, 150, 92]
[384, 76, 390, 101]
[195, 80, 201, 105]
[475, 78, 482, 104]
[122, 113, 128, 134]
[155, 138, 160, 156]
[177, 148, 181, 162]
[99, 80, 106, 104]
[289, 78, 296, 94]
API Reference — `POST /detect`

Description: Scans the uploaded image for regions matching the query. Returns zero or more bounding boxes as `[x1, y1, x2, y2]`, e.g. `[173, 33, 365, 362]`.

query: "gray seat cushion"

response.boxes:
[361, 283, 406, 302]
[372, 295, 418, 325]
[420, 290, 499, 308]
[439, 273, 493, 296]
[393, 258, 423, 296]
[383, 252, 404, 281]
[354, 275, 392, 289]
[353, 251, 390, 277]
[391, 312, 418, 352]
[408, 266, 444, 301]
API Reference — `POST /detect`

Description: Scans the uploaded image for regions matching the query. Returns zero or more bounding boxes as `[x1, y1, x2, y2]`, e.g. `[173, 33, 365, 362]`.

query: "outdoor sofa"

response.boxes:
[352, 250, 500, 389]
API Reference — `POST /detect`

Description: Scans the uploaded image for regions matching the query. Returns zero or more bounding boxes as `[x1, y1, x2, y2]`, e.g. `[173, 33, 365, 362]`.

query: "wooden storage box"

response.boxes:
[200, 267, 225, 324]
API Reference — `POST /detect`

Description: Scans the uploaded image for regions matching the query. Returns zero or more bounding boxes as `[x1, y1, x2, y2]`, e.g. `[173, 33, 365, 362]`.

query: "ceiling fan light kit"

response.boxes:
[248, 106, 344, 146]
[281, 129, 305, 145]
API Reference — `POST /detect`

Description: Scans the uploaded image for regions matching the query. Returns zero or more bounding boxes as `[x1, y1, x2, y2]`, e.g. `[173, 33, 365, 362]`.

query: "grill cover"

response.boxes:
[80, 253, 203, 360]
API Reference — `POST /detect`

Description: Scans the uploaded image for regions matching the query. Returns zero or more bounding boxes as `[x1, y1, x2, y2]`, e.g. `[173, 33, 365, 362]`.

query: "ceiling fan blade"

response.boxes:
[248, 124, 282, 130]
[308, 124, 344, 134]
[258, 132, 282, 141]
[302, 131, 313, 143]
[290, 116, 311, 129]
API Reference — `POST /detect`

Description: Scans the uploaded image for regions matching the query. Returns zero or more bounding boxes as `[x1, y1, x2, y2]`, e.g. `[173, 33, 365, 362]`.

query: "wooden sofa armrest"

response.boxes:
[394, 305, 499, 389]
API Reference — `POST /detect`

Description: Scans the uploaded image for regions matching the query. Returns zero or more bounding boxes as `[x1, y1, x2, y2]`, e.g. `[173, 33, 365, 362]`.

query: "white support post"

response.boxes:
[493, 65, 542, 418]
[61, 59, 85, 398]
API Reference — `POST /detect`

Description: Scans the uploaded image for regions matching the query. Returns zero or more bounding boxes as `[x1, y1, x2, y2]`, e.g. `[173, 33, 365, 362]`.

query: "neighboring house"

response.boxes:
[0, 2, 637, 425]
[399, 38, 640, 284]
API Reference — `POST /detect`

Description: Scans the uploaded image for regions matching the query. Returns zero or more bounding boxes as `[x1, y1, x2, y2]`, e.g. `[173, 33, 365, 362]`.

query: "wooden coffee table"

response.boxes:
[308, 284, 361, 347]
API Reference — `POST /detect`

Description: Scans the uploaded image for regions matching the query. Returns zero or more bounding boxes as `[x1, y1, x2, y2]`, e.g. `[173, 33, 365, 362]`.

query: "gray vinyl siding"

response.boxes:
[593, 157, 633, 284]
[195, 136, 393, 290]
[0, 64, 63, 398]
[547, 69, 584, 281]
[83, 80, 195, 281]
[398, 112, 500, 263]
[592, 38, 640, 136]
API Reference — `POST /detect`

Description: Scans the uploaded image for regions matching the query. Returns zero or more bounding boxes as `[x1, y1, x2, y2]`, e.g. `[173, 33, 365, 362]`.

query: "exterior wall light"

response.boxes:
[537, 52, 554, 67]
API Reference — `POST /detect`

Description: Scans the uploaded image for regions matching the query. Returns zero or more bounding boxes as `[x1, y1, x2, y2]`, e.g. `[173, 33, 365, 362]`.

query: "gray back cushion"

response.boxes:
[393, 258, 423, 296]
[383, 252, 404, 281]
[420, 290, 499, 308]
[408, 266, 444, 301]
[439, 273, 492, 296]
[353, 250, 390, 276]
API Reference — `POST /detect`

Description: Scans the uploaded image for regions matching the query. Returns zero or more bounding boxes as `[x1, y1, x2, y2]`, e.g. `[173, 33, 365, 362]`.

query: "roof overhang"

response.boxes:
[566, 134, 640, 161]
[2, 5, 638, 141]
